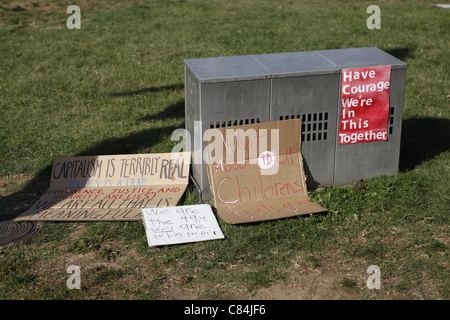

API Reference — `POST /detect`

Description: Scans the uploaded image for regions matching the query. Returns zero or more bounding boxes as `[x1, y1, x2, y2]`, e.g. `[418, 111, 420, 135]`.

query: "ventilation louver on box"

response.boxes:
[210, 118, 261, 128]
[279, 113, 329, 142]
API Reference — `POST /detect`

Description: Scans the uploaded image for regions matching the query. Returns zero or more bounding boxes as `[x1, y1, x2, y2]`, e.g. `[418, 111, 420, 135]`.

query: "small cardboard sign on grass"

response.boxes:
[15, 153, 190, 221]
[206, 118, 327, 224]
[141, 204, 225, 246]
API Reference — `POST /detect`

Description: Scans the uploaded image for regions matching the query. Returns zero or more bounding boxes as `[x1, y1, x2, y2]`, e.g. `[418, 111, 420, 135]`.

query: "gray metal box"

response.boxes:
[184, 47, 407, 200]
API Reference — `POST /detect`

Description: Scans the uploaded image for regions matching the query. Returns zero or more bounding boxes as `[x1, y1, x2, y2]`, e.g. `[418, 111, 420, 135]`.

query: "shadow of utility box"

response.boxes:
[184, 47, 407, 201]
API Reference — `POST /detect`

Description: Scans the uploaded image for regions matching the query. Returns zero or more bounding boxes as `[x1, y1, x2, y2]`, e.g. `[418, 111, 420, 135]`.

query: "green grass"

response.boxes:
[1, 0, 450, 300]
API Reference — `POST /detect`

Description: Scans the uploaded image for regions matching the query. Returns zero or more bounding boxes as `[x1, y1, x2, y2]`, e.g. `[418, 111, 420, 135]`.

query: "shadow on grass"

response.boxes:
[384, 46, 416, 61]
[1, 85, 186, 219]
[382, 46, 450, 171]
[399, 117, 450, 171]
[110, 83, 184, 97]
[140, 100, 185, 122]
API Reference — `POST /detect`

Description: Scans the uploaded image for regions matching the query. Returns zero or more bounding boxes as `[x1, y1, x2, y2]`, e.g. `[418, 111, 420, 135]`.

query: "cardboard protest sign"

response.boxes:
[15, 153, 190, 221]
[141, 204, 224, 246]
[206, 119, 327, 224]
[339, 65, 391, 144]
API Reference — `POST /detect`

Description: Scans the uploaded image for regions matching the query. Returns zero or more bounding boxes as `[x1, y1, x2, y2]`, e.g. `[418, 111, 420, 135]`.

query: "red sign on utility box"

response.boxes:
[338, 65, 391, 145]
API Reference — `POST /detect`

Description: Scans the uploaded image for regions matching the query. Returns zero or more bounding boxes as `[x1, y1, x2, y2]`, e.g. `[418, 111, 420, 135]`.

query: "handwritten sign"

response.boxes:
[339, 65, 391, 144]
[206, 119, 327, 224]
[49, 154, 188, 188]
[141, 204, 225, 246]
[15, 153, 190, 221]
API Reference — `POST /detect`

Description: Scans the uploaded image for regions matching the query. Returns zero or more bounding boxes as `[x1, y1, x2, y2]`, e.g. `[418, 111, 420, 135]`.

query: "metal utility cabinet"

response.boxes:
[184, 47, 407, 200]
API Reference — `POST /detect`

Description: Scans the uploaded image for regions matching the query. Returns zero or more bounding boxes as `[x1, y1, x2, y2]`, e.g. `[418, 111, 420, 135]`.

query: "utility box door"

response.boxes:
[316, 47, 407, 185]
[184, 55, 271, 200]
[252, 51, 340, 188]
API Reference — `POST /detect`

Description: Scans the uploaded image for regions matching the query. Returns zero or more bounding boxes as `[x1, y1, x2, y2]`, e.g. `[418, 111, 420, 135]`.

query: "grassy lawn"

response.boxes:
[1, 0, 449, 300]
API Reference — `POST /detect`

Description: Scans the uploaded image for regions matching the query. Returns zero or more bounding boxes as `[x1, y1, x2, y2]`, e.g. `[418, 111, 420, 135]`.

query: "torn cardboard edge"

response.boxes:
[15, 152, 190, 221]
[206, 118, 327, 224]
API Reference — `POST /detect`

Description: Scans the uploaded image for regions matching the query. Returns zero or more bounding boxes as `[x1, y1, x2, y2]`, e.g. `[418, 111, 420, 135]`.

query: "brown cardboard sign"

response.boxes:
[15, 153, 190, 221]
[206, 119, 327, 224]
